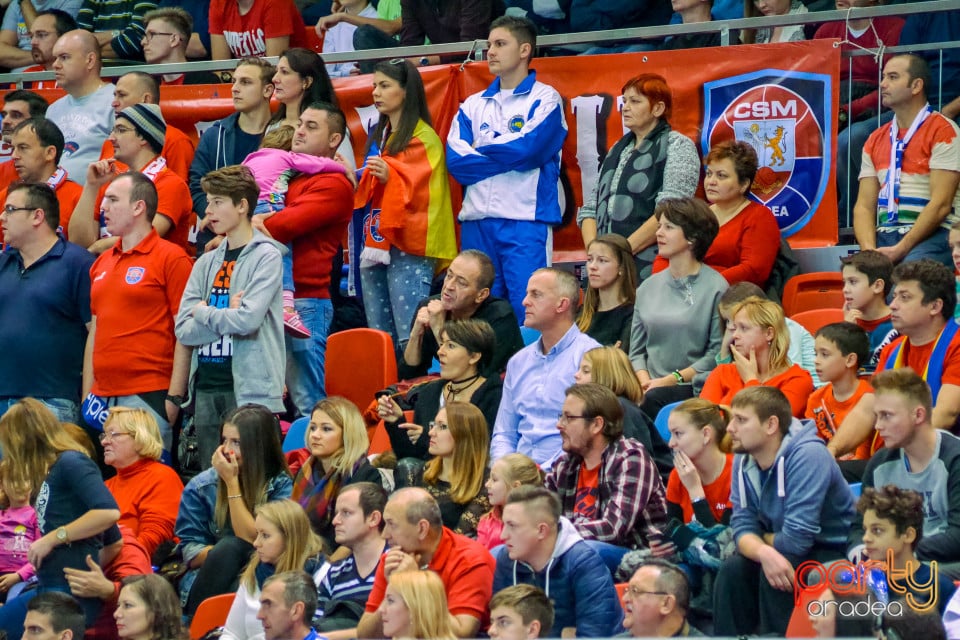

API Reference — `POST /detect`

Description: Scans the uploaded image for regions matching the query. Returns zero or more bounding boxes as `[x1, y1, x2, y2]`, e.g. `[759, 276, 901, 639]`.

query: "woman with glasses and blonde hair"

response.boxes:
[700, 297, 814, 416]
[176, 404, 292, 614]
[0, 398, 120, 629]
[356, 58, 457, 349]
[379, 569, 456, 640]
[222, 500, 325, 639]
[396, 402, 490, 537]
[292, 397, 382, 549]
[101, 407, 183, 560]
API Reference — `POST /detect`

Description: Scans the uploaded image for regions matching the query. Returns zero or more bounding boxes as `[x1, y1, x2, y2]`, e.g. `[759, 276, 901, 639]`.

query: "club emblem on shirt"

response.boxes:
[703, 71, 831, 237]
[125, 267, 145, 284]
[508, 115, 526, 132]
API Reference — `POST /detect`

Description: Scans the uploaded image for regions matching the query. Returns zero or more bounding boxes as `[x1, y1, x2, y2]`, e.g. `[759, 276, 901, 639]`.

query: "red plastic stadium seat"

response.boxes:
[190, 593, 234, 639]
[790, 308, 845, 335]
[326, 329, 398, 410]
[782, 272, 845, 316]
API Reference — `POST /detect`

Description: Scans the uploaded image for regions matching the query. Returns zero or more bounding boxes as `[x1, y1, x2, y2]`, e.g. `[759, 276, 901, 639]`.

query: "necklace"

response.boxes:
[445, 374, 481, 399]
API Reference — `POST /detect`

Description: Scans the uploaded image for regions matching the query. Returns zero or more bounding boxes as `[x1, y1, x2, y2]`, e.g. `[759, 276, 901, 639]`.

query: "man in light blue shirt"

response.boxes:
[490, 268, 600, 468]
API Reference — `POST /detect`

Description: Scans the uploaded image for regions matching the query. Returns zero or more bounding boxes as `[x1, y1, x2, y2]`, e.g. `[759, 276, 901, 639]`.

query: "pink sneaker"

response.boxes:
[284, 308, 311, 339]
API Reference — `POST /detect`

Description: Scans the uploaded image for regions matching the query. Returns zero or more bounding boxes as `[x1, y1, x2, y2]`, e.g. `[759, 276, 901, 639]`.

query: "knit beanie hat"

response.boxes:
[118, 104, 166, 154]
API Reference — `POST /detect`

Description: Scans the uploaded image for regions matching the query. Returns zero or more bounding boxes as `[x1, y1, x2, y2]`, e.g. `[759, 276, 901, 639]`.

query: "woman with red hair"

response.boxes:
[577, 73, 700, 274]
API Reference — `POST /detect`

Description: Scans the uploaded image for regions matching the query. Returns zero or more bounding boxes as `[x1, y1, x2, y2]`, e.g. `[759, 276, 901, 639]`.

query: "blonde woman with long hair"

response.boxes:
[379, 570, 456, 640]
[700, 297, 814, 416]
[397, 402, 490, 537]
[574, 346, 672, 482]
[222, 500, 325, 639]
[0, 398, 120, 626]
[292, 397, 383, 550]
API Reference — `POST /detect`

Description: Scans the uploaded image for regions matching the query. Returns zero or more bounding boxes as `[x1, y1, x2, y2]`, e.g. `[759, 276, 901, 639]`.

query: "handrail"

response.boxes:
[0, 0, 954, 84]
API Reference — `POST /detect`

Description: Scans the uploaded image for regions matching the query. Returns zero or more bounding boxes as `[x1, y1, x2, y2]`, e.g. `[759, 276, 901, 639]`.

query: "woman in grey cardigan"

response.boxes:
[630, 197, 729, 420]
[577, 73, 700, 275]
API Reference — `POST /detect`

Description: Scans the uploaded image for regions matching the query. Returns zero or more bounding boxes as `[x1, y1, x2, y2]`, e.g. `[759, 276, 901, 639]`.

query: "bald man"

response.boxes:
[102, 71, 195, 181]
[356, 488, 495, 639]
[45, 29, 114, 185]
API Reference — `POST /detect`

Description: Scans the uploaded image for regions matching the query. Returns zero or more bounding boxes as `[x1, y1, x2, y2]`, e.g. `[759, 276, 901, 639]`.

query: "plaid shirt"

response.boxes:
[546, 437, 668, 549]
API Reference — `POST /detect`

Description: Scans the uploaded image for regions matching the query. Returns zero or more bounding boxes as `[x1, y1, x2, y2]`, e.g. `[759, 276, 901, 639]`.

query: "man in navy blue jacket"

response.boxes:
[492, 485, 623, 638]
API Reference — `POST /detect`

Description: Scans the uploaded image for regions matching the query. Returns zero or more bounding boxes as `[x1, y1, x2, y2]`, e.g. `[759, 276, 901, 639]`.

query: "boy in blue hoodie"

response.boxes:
[714, 386, 856, 636]
[493, 485, 623, 638]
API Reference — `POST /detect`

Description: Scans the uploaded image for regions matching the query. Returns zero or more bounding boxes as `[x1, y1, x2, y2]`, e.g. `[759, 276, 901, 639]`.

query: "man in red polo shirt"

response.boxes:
[69, 103, 192, 253]
[356, 488, 495, 639]
[83, 172, 192, 454]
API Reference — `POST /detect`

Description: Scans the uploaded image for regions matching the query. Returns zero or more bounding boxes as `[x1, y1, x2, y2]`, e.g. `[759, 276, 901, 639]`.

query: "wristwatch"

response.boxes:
[56, 526, 69, 544]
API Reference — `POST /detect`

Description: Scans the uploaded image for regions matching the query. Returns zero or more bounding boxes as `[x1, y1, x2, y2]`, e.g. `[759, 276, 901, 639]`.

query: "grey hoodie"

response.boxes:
[175, 230, 285, 412]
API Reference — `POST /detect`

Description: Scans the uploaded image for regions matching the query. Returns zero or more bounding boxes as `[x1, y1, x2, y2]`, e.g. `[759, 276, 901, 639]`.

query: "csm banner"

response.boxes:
[703, 70, 832, 238]
[38, 40, 839, 254]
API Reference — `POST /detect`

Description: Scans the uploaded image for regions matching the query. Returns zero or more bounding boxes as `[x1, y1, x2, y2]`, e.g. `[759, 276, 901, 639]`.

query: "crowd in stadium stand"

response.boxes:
[0, 1, 958, 639]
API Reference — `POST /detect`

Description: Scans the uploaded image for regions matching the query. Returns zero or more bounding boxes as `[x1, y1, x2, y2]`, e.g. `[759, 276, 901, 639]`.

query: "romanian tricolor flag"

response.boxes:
[355, 119, 457, 263]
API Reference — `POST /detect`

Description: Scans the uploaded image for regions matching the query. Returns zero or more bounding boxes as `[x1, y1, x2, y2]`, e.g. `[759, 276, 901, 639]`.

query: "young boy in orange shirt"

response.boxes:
[806, 322, 880, 460]
[840, 250, 898, 373]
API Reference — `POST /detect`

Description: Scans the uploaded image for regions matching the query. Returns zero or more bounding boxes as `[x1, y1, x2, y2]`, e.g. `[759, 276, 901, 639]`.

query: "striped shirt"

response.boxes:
[76, 0, 157, 60]
[861, 111, 960, 232]
[316, 552, 381, 618]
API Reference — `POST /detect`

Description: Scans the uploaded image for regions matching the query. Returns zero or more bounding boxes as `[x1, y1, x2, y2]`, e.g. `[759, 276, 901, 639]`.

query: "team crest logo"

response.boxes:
[125, 267, 145, 284]
[364, 209, 385, 243]
[508, 115, 525, 132]
[703, 70, 832, 237]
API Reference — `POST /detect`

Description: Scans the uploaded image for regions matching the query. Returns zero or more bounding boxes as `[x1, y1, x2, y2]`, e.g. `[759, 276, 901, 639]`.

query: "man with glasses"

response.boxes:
[545, 382, 667, 574]
[0, 182, 93, 423]
[20, 9, 77, 84]
[70, 103, 192, 252]
[83, 171, 192, 454]
[0, 1, 79, 71]
[45, 29, 114, 185]
[620, 560, 703, 637]
[492, 485, 623, 638]
[142, 7, 218, 85]
[490, 268, 599, 467]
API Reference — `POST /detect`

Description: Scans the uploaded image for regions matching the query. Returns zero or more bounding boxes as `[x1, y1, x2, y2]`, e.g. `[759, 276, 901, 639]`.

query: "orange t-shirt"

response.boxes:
[805, 378, 880, 460]
[666, 453, 734, 524]
[700, 362, 815, 417]
[574, 462, 600, 520]
[876, 329, 960, 389]
[89, 230, 193, 396]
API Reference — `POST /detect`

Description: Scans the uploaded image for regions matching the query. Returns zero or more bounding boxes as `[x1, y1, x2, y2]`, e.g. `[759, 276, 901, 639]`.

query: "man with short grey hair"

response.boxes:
[490, 267, 600, 467]
[356, 487, 495, 639]
[258, 570, 320, 640]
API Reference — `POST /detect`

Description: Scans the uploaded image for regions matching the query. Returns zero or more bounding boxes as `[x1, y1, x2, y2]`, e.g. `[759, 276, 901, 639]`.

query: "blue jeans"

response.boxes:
[0, 397, 78, 423]
[360, 248, 435, 351]
[584, 539, 630, 576]
[877, 226, 953, 267]
[461, 218, 550, 322]
[286, 297, 333, 415]
[282, 243, 295, 293]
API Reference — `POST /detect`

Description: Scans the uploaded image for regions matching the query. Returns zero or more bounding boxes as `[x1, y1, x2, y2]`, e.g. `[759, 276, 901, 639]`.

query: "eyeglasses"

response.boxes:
[428, 421, 449, 431]
[142, 31, 175, 42]
[2, 205, 34, 215]
[557, 413, 588, 426]
[624, 585, 670, 598]
[112, 124, 135, 135]
[99, 430, 131, 443]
